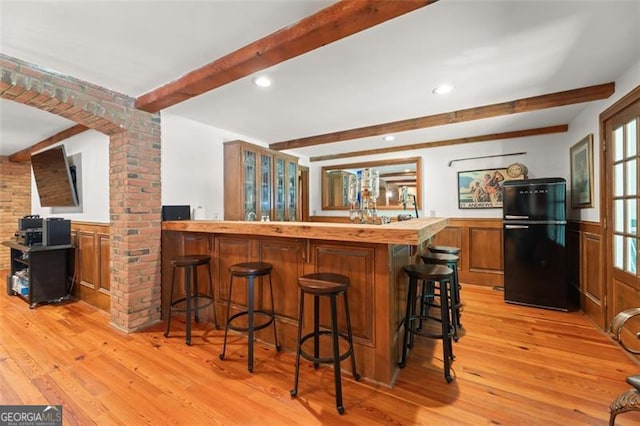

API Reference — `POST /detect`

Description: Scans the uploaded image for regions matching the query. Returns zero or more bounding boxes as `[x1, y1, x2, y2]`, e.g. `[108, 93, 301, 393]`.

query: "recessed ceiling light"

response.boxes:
[253, 76, 272, 88]
[383, 135, 395, 142]
[433, 84, 453, 95]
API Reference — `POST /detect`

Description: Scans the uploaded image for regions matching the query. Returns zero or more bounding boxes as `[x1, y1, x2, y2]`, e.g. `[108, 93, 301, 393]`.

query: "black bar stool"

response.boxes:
[165, 254, 218, 345]
[429, 245, 461, 255]
[290, 273, 361, 415]
[219, 262, 280, 373]
[421, 251, 463, 340]
[399, 263, 455, 383]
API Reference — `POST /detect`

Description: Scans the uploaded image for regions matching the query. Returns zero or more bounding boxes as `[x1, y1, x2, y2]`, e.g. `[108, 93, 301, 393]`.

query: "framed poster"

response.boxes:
[458, 168, 524, 209]
[570, 134, 594, 208]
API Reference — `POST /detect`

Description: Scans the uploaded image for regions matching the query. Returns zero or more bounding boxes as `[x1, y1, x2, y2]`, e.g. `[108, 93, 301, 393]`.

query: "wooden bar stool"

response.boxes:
[165, 254, 218, 345]
[219, 262, 280, 373]
[291, 273, 361, 415]
[421, 251, 463, 340]
[399, 263, 455, 383]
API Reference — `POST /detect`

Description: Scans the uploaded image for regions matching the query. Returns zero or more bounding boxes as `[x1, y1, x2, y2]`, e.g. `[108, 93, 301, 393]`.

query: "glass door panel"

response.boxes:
[614, 234, 624, 269]
[612, 117, 640, 275]
[627, 237, 637, 274]
[287, 162, 297, 221]
[614, 126, 624, 161]
[626, 159, 637, 195]
[260, 154, 272, 219]
[627, 119, 637, 156]
[615, 199, 624, 233]
[614, 163, 624, 196]
[627, 199, 637, 234]
[244, 150, 257, 220]
[275, 158, 285, 221]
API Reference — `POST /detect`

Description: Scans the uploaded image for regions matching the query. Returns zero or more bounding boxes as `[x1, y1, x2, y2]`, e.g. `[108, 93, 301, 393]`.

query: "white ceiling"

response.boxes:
[1, 0, 639, 159]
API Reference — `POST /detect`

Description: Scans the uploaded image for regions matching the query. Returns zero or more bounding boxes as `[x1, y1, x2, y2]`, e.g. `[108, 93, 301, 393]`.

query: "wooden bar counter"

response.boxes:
[161, 217, 448, 387]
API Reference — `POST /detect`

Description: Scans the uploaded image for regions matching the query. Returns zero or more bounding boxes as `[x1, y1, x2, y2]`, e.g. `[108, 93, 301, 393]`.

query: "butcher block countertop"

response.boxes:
[161, 217, 448, 246]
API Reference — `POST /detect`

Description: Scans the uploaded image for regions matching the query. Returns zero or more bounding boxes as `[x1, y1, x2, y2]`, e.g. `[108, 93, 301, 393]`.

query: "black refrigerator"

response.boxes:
[502, 177, 568, 311]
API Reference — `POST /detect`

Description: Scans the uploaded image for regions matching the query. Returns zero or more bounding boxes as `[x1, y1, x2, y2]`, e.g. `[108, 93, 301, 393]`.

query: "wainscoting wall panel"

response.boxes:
[568, 221, 604, 329]
[431, 218, 504, 287]
[468, 226, 503, 273]
[71, 222, 110, 312]
[583, 231, 605, 328]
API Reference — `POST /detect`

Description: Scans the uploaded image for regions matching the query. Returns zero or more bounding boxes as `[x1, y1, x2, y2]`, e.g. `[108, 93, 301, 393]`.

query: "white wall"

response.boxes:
[309, 58, 640, 221]
[160, 113, 266, 219]
[31, 129, 110, 223]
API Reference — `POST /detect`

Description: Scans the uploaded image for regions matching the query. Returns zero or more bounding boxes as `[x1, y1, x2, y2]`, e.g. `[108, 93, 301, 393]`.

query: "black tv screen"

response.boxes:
[31, 145, 79, 207]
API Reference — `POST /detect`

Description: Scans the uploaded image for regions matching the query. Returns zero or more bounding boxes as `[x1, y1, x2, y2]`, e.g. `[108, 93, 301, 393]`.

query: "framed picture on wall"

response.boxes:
[570, 134, 594, 209]
[458, 168, 525, 209]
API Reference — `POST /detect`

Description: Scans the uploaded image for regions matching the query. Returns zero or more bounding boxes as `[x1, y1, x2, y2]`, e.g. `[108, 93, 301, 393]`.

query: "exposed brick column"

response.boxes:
[0, 156, 31, 270]
[0, 54, 161, 331]
[109, 121, 162, 331]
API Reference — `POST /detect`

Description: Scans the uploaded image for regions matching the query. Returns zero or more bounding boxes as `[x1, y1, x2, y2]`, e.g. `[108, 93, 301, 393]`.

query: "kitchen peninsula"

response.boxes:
[161, 217, 448, 386]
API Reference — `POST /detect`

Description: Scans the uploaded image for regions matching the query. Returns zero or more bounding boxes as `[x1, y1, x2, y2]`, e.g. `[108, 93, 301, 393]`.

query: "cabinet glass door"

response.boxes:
[244, 150, 257, 220]
[275, 158, 285, 221]
[287, 161, 297, 221]
[260, 153, 272, 219]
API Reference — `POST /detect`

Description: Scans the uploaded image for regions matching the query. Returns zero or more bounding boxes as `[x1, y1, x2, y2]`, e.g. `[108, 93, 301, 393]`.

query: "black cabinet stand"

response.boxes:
[3, 240, 72, 308]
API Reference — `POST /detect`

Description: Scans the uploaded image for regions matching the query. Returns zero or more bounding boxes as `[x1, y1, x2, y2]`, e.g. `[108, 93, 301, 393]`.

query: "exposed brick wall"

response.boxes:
[0, 54, 161, 332]
[0, 156, 31, 270]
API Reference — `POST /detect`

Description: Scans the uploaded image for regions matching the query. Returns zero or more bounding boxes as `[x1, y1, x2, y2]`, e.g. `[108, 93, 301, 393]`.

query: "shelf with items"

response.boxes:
[13, 256, 30, 267]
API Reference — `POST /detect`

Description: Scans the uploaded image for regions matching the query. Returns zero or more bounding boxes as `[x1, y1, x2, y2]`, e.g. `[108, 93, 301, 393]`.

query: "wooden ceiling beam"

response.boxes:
[9, 124, 88, 162]
[273, 83, 613, 152]
[309, 124, 569, 162]
[10, 1, 434, 160]
[136, 0, 436, 113]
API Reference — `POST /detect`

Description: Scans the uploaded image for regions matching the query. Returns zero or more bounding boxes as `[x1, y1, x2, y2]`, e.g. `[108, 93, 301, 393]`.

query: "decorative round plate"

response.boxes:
[507, 162, 528, 178]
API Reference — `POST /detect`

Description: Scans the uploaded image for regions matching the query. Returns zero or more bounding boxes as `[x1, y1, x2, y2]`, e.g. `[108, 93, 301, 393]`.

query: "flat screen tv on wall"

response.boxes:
[31, 145, 79, 207]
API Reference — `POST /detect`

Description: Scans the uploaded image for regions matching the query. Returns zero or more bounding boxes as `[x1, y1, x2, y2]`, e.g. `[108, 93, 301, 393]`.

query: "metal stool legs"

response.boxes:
[399, 264, 454, 383]
[291, 282, 360, 415]
[219, 266, 280, 373]
[165, 256, 217, 346]
[421, 253, 463, 341]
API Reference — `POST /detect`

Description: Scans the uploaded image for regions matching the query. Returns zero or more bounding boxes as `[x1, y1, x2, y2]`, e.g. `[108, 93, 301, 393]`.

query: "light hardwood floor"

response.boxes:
[1, 282, 639, 425]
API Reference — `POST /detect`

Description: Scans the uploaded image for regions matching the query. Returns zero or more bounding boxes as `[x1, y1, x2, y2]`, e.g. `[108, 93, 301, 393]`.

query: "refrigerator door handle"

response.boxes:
[505, 224, 529, 229]
[505, 215, 529, 220]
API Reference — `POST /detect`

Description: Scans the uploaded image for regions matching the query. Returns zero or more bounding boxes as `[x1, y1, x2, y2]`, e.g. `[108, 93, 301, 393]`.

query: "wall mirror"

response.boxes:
[321, 157, 422, 210]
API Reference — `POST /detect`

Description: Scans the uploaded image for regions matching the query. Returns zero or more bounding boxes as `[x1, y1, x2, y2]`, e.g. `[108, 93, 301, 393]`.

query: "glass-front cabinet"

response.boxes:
[224, 140, 299, 221]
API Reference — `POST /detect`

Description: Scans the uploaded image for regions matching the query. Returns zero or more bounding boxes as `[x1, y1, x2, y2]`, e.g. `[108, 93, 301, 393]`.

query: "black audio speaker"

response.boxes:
[162, 205, 191, 221]
[42, 218, 71, 246]
[18, 215, 43, 230]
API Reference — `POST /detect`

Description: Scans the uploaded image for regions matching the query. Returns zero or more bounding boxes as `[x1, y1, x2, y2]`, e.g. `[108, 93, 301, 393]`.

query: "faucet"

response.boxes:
[246, 211, 257, 221]
[409, 194, 419, 218]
